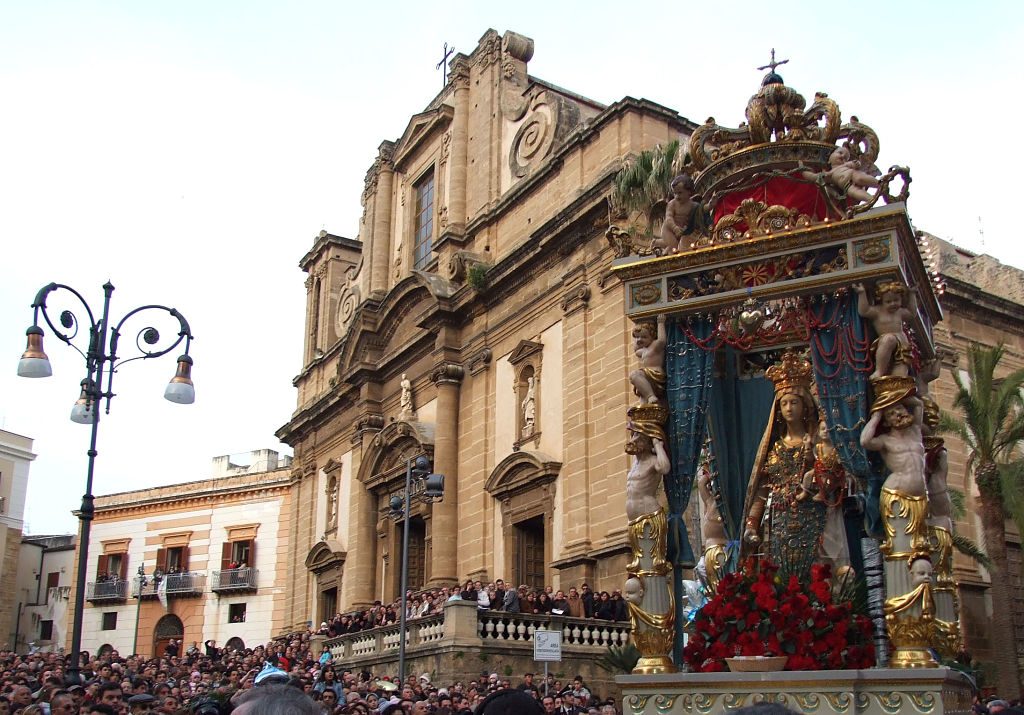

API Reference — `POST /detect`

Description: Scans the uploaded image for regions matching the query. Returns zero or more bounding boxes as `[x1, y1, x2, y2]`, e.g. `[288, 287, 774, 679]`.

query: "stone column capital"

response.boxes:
[431, 362, 465, 386]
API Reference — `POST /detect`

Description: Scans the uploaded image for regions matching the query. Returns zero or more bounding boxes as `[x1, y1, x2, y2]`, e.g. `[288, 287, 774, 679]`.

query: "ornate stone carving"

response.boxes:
[499, 31, 534, 121]
[561, 283, 591, 312]
[448, 57, 470, 88]
[335, 285, 360, 337]
[474, 31, 501, 68]
[431, 362, 465, 385]
[467, 347, 492, 376]
[447, 250, 490, 284]
[509, 90, 581, 178]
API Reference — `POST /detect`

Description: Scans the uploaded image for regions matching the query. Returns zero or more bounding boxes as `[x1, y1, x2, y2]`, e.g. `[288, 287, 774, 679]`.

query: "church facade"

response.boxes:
[276, 28, 1024, 675]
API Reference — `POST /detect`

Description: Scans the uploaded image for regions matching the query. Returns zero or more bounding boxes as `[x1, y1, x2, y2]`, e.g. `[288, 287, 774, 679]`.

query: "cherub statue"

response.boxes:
[854, 281, 918, 379]
[629, 315, 666, 404]
[816, 146, 880, 204]
[652, 175, 703, 255]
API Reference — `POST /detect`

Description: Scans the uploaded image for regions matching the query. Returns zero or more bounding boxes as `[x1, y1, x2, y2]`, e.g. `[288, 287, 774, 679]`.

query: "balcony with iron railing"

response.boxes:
[86, 579, 129, 603]
[211, 568, 258, 594]
[134, 572, 206, 599]
[321, 600, 631, 693]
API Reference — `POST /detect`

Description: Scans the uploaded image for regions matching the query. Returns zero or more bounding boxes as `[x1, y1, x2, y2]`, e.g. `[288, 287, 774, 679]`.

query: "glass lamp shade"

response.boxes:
[164, 355, 195, 404]
[17, 327, 52, 378]
[70, 400, 95, 424]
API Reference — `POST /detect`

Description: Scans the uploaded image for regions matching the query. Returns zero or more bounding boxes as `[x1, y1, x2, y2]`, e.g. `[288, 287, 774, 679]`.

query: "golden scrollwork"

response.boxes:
[703, 543, 728, 593]
[700, 199, 813, 246]
[879, 488, 931, 558]
[627, 509, 670, 576]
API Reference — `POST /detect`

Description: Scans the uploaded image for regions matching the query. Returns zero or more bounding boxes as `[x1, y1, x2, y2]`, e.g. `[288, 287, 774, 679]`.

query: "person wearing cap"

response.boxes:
[988, 700, 1010, 714]
[127, 693, 156, 713]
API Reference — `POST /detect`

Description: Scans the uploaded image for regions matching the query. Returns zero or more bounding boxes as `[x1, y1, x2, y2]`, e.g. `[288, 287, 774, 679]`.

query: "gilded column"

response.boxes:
[446, 58, 470, 236]
[428, 362, 464, 587]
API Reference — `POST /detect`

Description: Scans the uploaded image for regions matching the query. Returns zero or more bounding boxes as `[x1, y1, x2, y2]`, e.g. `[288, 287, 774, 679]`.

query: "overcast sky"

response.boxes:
[2, 1, 1022, 535]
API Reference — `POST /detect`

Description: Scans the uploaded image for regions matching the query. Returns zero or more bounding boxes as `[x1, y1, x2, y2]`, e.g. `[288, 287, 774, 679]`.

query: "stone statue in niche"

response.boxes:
[326, 476, 338, 529]
[629, 315, 666, 404]
[521, 376, 537, 438]
[854, 281, 918, 379]
[399, 373, 416, 420]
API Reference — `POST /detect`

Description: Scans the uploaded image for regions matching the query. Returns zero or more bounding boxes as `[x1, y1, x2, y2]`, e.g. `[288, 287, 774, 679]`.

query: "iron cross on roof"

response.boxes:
[757, 48, 789, 74]
[436, 42, 455, 87]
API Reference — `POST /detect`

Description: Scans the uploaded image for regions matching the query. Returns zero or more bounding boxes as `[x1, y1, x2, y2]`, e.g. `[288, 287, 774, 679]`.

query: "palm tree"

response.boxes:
[941, 342, 1024, 697]
[610, 139, 686, 233]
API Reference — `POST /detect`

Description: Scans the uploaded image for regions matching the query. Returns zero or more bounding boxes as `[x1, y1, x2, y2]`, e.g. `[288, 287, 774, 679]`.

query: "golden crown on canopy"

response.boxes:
[765, 350, 814, 395]
[688, 53, 880, 202]
[874, 280, 907, 298]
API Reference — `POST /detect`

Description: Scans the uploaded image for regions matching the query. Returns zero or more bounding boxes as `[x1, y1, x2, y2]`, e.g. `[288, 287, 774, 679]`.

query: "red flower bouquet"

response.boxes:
[683, 558, 875, 672]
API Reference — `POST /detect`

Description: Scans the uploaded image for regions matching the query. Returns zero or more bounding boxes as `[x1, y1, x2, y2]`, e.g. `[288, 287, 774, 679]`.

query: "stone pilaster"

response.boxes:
[444, 57, 469, 240]
[428, 362, 464, 587]
[371, 149, 395, 296]
[346, 433, 378, 610]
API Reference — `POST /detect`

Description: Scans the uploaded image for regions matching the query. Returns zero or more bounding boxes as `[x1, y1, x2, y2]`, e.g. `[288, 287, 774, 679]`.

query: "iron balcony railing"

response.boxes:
[134, 572, 206, 598]
[211, 568, 258, 593]
[86, 579, 129, 602]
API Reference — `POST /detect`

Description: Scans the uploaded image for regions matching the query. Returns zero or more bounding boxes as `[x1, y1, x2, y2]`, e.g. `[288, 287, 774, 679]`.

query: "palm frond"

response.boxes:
[610, 140, 682, 222]
[998, 460, 1024, 537]
[948, 488, 967, 521]
[953, 532, 992, 570]
[596, 643, 641, 674]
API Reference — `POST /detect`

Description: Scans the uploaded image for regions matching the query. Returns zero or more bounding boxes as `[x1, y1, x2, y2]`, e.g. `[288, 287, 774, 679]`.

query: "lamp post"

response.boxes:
[16, 281, 195, 684]
[388, 455, 444, 686]
[131, 565, 164, 656]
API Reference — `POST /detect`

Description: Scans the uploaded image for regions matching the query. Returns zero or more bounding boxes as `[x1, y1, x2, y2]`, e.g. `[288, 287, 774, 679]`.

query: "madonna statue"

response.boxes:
[742, 351, 826, 567]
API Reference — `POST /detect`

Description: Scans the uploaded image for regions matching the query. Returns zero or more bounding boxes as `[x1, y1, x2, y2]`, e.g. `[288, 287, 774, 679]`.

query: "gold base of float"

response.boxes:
[618, 668, 973, 715]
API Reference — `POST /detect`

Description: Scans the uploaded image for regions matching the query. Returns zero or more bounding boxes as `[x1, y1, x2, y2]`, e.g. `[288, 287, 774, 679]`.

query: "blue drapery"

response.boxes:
[707, 348, 775, 541]
[809, 295, 883, 548]
[664, 316, 714, 663]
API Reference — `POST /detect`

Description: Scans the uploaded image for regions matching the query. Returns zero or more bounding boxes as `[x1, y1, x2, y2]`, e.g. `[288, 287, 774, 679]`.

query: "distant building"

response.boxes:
[14, 534, 75, 652]
[0, 429, 35, 649]
[66, 449, 293, 657]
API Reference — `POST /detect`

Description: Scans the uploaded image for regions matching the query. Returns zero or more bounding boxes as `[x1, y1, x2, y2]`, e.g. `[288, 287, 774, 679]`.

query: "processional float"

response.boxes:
[611, 56, 971, 714]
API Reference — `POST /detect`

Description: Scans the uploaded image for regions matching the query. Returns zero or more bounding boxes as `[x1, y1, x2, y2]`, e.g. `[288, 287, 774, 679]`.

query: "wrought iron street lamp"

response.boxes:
[131, 564, 164, 655]
[16, 281, 194, 684]
[388, 455, 444, 686]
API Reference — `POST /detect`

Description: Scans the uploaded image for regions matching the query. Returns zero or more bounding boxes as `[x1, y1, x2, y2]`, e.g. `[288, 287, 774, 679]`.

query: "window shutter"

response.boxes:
[247, 540, 255, 568]
[156, 548, 166, 572]
[221, 542, 232, 570]
[96, 554, 108, 578]
[181, 545, 190, 571]
[120, 555, 129, 580]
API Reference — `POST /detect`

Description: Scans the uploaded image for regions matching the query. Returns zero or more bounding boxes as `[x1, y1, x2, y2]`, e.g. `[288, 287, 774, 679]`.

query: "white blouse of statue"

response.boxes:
[742, 351, 827, 567]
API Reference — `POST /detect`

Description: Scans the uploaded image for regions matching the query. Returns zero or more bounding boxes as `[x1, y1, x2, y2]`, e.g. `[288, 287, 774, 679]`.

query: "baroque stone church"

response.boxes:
[276, 28, 1024, 673]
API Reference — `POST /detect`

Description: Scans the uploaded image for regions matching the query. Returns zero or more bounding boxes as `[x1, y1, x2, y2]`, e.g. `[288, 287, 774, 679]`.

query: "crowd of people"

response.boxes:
[0, 627, 621, 715]
[316, 580, 629, 637]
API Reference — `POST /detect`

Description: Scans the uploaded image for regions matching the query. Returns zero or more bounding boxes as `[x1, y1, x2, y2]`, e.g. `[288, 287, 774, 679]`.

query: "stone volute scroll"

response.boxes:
[499, 31, 534, 121]
[624, 313, 676, 675]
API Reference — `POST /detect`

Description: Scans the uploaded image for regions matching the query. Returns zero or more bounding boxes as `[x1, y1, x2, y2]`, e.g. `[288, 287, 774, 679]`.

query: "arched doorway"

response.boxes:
[97, 644, 114, 658]
[225, 637, 245, 653]
[153, 614, 184, 658]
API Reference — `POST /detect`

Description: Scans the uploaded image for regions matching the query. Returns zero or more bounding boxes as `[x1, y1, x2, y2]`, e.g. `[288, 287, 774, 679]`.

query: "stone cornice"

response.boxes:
[92, 475, 291, 520]
[940, 275, 1024, 331]
[298, 231, 362, 272]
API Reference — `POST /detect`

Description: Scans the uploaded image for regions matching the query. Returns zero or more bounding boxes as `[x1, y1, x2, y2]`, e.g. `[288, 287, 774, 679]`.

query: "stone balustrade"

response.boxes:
[323, 600, 631, 694]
